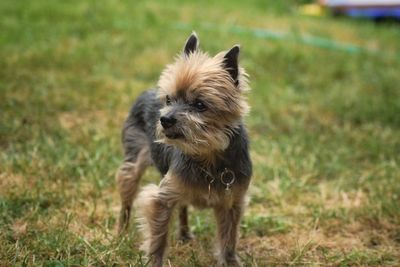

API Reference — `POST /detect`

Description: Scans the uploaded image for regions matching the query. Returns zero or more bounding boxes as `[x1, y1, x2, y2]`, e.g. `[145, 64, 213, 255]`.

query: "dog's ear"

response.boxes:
[183, 32, 199, 56]
[223, 45, 240, 85]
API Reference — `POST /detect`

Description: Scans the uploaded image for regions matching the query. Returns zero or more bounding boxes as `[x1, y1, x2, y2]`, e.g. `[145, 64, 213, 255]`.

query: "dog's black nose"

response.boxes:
[160, 116, 177, 129]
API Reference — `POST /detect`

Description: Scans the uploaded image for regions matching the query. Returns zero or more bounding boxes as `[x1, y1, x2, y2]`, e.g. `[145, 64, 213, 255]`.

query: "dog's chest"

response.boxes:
[181, 175, 234, 208]
[187, 188, 232, 208]
[172, 157, 243, 208]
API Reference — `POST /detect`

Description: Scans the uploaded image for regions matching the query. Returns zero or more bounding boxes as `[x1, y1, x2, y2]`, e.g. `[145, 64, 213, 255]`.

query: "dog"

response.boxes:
[116, 32, 252, 267]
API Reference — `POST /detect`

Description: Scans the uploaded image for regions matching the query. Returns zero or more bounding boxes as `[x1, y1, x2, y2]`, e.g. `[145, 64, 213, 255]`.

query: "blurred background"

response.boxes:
[1, 0, 399, 266]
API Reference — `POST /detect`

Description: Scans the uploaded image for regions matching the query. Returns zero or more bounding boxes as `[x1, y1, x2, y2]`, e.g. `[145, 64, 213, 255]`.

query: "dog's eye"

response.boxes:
[165, 95, 171, 106]
[193, 100, 207, 112]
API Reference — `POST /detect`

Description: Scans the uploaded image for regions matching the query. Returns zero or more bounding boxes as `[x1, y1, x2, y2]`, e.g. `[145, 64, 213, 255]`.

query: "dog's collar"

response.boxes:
[205, 167, 236, 199]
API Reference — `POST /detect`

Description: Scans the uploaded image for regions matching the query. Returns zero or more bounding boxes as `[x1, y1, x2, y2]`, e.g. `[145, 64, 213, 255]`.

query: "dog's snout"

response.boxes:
[160, 116, 177, 129]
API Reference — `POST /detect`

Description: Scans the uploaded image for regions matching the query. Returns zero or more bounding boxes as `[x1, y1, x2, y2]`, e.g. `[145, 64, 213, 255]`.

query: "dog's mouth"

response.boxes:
[164, 131, 184, 140]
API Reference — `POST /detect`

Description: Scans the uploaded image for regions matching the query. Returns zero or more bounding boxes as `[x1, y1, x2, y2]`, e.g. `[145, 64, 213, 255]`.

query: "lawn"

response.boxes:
[1, 0, 399, 266]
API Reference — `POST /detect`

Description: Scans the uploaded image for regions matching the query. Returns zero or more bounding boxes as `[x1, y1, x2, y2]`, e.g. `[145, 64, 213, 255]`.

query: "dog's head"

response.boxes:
[156, 32, 250, 157]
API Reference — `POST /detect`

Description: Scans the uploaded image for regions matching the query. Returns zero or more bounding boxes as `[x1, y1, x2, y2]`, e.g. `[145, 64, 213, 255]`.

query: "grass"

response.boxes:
[1, 0, 399, 266]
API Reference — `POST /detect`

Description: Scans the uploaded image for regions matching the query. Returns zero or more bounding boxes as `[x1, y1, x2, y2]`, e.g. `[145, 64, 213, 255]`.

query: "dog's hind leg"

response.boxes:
[117, 128, 150, 234]
[178, 206, 194, 242]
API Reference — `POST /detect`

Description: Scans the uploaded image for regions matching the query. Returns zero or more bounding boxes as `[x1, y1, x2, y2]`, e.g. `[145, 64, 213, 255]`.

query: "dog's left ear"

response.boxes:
[223, 45, 240, 85]
[183, 32, 199, 56]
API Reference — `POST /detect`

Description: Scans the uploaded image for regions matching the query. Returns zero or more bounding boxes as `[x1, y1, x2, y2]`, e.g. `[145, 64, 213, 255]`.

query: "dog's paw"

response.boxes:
[217, 252, 242, 267]
[178, 231, 195, 243]
[218, 259, 242, 267]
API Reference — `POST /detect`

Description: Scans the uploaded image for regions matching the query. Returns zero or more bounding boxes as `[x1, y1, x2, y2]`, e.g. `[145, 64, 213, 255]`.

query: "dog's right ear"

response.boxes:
[183, 32, 199, 56]
[223, 45, 240, 85]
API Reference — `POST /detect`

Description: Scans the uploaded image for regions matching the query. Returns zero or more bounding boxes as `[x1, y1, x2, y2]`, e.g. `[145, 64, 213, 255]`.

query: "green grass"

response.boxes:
[1, 0, 400, 266]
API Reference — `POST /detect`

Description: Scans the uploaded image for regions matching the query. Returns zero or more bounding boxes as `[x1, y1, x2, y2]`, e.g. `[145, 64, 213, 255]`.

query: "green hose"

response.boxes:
[175, 22, 399, 59]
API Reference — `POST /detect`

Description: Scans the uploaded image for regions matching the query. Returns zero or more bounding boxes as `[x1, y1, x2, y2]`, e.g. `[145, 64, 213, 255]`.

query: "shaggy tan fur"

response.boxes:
[135, 171, 248, 266]
[135, 173, 182, 265]
[156, 50, 250, 160]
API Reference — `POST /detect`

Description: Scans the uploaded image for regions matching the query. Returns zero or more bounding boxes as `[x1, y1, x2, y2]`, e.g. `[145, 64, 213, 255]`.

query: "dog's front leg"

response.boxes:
[136, 173, 182, 267]
[214, 200, 244, 266]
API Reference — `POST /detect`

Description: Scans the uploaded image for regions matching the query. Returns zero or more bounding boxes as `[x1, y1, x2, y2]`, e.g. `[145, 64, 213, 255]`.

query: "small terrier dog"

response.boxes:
[116, 32, 252, 267]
